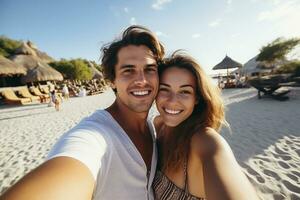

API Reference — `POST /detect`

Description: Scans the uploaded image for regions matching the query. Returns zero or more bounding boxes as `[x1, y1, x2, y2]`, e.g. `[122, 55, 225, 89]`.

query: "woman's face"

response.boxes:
[156, 66, 198, 127]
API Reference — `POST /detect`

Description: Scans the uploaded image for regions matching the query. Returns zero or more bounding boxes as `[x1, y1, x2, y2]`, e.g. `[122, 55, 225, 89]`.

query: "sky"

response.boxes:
[1, 0, 300, 75]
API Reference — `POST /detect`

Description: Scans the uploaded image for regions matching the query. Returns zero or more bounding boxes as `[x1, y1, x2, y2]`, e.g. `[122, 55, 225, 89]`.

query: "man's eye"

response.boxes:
[123, 69, 134, 73]
[146, 68, 157, 72]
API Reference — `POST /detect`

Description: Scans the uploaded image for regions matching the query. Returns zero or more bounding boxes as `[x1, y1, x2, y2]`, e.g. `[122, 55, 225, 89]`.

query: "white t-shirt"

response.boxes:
[47, 110, 157, 200]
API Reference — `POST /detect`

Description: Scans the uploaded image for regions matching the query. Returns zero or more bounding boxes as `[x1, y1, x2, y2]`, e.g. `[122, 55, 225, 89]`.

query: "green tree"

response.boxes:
[71, 59, 93, 80]
[50, 59, 92, 80]
[275, 61, 300, 77]
[257, 37, 300, 64]
[0, 36, 22, 57]
[49, 59, 75, 79]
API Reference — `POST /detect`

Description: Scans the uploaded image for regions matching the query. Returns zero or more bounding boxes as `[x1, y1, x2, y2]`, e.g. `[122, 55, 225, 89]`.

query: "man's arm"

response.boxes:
[1, 157, 95, 200]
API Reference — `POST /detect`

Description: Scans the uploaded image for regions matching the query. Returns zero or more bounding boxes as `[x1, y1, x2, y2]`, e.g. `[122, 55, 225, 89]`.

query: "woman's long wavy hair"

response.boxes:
[158, 51, 227, 172]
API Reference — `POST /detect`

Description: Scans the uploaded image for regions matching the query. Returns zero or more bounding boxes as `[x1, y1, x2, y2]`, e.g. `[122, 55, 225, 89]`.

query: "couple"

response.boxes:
[2, 26, 259, 200]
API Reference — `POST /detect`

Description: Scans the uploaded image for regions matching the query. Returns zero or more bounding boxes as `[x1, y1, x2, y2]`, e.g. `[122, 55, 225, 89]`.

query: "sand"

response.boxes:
[0, 87, 299, 199]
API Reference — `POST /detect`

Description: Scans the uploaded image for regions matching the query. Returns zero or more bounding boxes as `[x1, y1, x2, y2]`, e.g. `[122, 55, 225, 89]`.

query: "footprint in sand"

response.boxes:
[272, 193, 285, 200]
[275, 146, 287, 155]
[245, 166, 265, 183]
[291, 171, 300, 178]
[286, 173, 299, 182]
[278, 161, 290, 169]
[279, 155, 292, 161]
[290, 193, 300, 200]
[282, 180, 300, 193]
[263, 169, 281, 181]
[295, 149, 300, 157]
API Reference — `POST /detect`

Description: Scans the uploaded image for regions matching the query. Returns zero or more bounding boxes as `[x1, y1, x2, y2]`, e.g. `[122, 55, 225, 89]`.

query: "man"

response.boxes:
[1, 25, 165, 200]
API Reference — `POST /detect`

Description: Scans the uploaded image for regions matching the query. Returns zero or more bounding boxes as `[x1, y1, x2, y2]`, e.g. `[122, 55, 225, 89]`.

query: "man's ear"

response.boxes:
[109, 82, 116, 89]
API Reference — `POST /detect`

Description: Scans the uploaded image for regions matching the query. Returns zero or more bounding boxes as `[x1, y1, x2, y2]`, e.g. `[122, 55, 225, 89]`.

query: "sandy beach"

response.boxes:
[0, 87, 299, 199]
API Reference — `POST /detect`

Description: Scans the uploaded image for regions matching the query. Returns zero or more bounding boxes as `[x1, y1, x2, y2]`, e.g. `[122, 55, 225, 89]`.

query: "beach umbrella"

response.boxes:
[15, 41, 54, 63]
[90, 66, 103, 79]
[0, 56, 27, 76]
[87, 62, 103, 79]
[86, 61, 103, 79]
[15, 41, 37, 56]
[212, 55, 242, 82]
[21, 61, 63, 83]
[10, 54, 63, 83]
[212, 55, 242, 70]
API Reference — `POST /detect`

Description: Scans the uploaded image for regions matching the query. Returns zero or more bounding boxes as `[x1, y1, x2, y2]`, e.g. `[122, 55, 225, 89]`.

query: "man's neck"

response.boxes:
[106, 100, 149, 134]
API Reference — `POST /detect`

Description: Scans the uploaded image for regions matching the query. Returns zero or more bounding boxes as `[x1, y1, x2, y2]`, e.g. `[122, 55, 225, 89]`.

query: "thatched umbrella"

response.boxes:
[87, 61, 103, 79]
[21, 61, 63, 83]
[212, 55, 242, 83]
[10, 54, 63, 83]
[91, 66, 103, 79]
[15, 41, 54, 63]
[0, 56, 26, 76]
[15, 41, 37, 56]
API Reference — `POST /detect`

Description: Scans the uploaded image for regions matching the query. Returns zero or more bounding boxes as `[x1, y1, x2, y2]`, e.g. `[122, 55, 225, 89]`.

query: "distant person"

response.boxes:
[1, 25, 165, 200]
[77, 86, 87, 97]
[62, 84, 69, 100]
[153, 52, 259, 200]
[50, 90, 60, 111]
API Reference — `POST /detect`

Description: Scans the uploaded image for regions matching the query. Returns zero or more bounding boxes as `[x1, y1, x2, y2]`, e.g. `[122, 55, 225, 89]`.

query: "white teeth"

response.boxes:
[165, 108, 181, 115]
[132, 91, 149, 96]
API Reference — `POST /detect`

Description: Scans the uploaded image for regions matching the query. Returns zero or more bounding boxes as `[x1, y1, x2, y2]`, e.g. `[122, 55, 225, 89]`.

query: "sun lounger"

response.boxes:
[1, 89, 32, 105]
[248, 75, 291, 101]
[16, 87, 41, 102]
[30, 87, 50, 103]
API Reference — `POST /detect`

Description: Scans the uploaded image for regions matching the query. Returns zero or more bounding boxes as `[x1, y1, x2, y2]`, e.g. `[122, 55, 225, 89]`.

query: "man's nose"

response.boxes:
[134, 71, 147, 85]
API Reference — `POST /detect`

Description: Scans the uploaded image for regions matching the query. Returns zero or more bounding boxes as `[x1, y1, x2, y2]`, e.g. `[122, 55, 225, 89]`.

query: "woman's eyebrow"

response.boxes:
[159, 83, 170, 87]
[180, 84, 194, 88]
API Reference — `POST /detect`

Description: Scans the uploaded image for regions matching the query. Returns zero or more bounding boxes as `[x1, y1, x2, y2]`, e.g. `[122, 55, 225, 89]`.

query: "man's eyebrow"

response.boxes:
[146, 64, 157, 67]
[120, 64, 134, 69]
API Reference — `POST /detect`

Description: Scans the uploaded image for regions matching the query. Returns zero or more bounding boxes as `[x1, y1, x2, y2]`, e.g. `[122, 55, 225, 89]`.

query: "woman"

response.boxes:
[153, 51, 259, 200]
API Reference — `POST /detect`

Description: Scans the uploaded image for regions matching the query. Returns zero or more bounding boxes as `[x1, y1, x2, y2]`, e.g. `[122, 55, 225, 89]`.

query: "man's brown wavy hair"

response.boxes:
[101, 25, 165, 84]
[158, 51, 226, 172]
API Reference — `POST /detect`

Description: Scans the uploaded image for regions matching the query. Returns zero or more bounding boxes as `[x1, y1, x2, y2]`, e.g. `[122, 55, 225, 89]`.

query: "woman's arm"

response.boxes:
[1, 157, 95, 200]
[191, 128, 259, 200]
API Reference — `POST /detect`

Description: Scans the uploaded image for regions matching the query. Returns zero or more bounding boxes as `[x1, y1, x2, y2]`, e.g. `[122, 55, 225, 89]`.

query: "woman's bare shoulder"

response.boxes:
[191, 127, 231, 160]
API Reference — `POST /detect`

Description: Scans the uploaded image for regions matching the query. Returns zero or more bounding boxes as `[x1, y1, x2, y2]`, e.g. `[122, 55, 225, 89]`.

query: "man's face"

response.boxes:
[113, 45, 159, 113]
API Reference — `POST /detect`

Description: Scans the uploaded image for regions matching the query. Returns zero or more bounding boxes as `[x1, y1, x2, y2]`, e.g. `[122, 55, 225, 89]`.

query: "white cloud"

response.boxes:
[130, 17, 137, 25]
[156, 31, 168, 37]
[152, 0, 172, 10]
[231, 33, 240, 38]
[192, 33, 201, 39]
[124, 7, 129, 13]
[209, 19, 222, 27]
[227, 0, 232, 5]
[257, 0, 300, 36]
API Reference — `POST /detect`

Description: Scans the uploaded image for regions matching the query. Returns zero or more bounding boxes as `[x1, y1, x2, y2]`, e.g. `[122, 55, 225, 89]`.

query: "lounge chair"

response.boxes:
[30, 87, 50, 103]
[248, 74, 291, 101]
[1, 89, 32, 105]
[16, 87, 41, 102]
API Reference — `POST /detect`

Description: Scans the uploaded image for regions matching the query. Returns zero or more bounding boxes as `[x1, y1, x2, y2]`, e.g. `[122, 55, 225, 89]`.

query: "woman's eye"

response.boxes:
[159, 88, 168, 92]
[180, 90, 191, 94]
